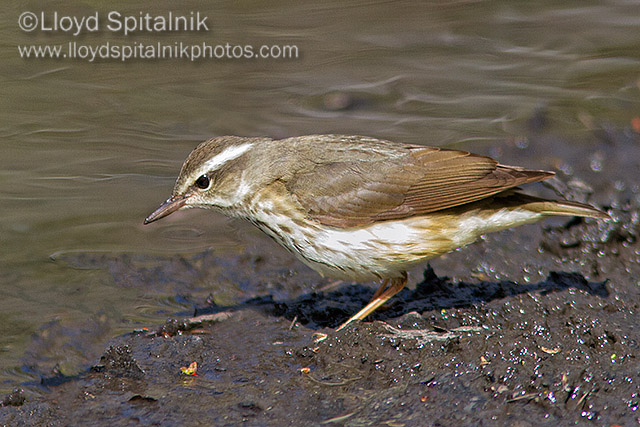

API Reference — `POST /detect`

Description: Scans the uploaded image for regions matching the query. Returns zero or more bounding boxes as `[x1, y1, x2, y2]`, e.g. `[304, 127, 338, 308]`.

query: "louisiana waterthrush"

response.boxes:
[145, 135, 608, 330]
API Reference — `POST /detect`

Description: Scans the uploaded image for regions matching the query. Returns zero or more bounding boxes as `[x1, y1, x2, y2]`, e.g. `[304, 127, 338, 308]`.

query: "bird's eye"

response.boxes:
[195, 174, 210, 189]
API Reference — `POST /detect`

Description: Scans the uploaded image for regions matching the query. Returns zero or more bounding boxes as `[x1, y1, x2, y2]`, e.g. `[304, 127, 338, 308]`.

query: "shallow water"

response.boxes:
[1, 0, 640, 392]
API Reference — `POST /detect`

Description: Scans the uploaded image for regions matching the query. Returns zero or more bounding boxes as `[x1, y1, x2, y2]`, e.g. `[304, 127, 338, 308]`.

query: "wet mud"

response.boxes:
[2, 130, 640, 426]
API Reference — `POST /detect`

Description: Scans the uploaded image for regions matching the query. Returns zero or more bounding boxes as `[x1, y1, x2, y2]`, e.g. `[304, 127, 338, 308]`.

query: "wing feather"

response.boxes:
[286, 142, 553, 228]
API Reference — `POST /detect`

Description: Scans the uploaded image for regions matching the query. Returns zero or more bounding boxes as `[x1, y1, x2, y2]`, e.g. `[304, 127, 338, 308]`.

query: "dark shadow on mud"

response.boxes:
[191, 266, 609, 329]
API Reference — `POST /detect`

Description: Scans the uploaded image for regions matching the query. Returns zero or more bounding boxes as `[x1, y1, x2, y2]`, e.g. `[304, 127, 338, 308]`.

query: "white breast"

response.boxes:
[248, 203, 542, 282]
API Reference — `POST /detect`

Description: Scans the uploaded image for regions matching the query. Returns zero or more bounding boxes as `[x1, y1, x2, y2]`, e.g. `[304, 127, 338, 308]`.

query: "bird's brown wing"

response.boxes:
[286, 145, 553, 228]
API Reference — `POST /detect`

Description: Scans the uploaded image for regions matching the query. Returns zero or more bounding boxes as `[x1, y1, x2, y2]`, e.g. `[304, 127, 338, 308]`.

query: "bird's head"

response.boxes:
[144, 136, 274, 224]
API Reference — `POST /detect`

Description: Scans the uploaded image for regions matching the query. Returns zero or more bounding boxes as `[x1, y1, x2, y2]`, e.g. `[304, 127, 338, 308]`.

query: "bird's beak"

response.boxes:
[144, 194, 189, 224]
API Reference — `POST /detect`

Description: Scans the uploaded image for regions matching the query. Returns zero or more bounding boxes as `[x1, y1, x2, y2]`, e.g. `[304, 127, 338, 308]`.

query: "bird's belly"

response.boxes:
[250, 207, 542, 282]
[294, 216, 457, 281]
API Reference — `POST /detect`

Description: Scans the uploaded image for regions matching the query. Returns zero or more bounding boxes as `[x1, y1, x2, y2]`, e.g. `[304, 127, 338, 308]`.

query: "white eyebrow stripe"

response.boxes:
[198, 143, 253, 176]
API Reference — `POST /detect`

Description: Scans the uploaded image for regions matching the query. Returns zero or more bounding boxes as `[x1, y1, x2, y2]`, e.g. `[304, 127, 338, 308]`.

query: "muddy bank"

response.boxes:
[1, 263, 637, 425]
[3, 214, 639, 425]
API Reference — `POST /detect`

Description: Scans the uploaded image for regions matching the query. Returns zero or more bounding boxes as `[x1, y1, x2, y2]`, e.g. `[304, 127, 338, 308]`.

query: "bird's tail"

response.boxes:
[514, 193, 610, 220]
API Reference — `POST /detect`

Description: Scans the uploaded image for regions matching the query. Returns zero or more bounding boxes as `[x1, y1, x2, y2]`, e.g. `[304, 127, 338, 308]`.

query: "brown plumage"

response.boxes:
[286, 144, 555, 227]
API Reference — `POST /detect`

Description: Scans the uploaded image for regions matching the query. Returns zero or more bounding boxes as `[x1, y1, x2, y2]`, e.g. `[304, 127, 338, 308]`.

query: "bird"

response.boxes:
[144, 134, 609, 330]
